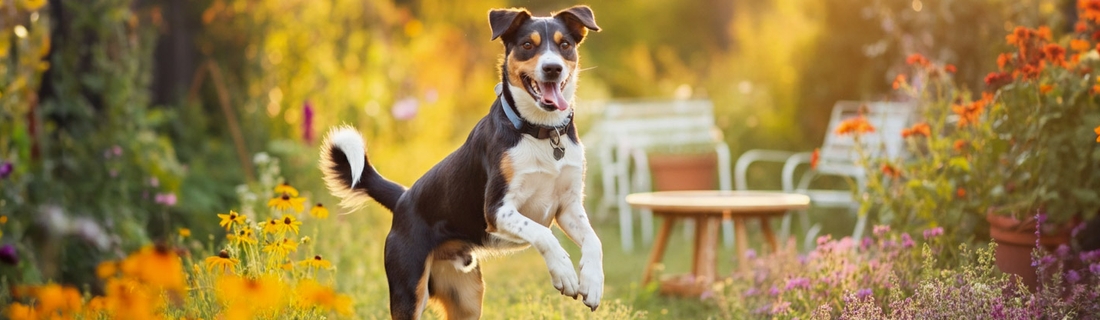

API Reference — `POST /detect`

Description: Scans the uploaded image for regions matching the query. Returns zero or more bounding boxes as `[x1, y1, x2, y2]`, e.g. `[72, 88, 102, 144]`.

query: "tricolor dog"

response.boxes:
[319, 6, 602, 319]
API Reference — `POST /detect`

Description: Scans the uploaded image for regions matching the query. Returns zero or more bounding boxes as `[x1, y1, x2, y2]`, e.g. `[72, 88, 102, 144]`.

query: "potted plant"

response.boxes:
[646, 142, 721, 191]
[857, 6, 1100, 289]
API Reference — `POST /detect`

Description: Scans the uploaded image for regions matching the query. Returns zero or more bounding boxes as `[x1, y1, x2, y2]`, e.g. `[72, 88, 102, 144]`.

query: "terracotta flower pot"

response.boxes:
[986, 211, 1072, 291]
[648, 153, 718, 191]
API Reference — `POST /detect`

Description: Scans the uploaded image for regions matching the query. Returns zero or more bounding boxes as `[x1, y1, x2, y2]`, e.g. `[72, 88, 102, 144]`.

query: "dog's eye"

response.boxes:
[522, 42, 533, 50]
[560, 41, 572, 50]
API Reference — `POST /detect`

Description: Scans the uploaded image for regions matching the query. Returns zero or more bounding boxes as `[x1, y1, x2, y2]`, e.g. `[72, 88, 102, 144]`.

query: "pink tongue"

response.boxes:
[539, 82, 569, 111]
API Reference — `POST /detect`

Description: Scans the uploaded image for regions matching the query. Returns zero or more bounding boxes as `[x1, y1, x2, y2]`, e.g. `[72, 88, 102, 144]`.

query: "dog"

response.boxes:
[319, 6, 602, 320]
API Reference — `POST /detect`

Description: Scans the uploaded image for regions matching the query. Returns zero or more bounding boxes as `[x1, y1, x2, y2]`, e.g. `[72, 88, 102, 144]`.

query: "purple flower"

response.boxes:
[0, 244, 16, 265]
[901, 233, 915, 249]
[1056, 244, 1070, 259]
[1080, 250, 1100, 263]
[1033, 255, 1055, 267]
[745, 287, 759, 297]
[303, 101, 315, 144]
[745, 249, 756, 260]
[873, 225, 891, 237]
[1090, 263, 1100, 275]
[922, 227, 944, 239]
[1066, 270, 1081, 283]
[856, 288, 873, 299]
[0, 161, 11, 179]
[155, 193, 178, 207]
[392, 97, 419, 120]
[770, 301, 791, 315]
[785, 277, 811, 290]
[112, 145, 122, 156]
[860, 237, 873, 250]
[769, 286, 780, 296]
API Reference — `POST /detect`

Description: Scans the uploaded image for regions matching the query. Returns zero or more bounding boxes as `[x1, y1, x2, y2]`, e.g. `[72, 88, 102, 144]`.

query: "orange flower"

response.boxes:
[956, 188, 967, 198]
[835, 116, 876, 136]
[1081, 0, 1100, 22]
[905, 53, 930, 67]
[1036, 26, 1052, 41]
[1093, 85, 1100, 95]
[944, 64, 957, 73]
[901, 122, 931, 138]
[881, 164, 902, 178]
[1043, 44, 1067, 67]
[953, 139, 967, 151]
[1040, 84, 1054, 94]
[1094, 125, 1100, 142]
[996, 53, 1012, 70]
[1072, 39, 1092, 53]
[985, 72, 1013, 91]
[1006, 26, 1029, 46]
[1077, 21, 1089, 33]
[810, 148, 820, 170]
[952, 99, 987, 127]
[892, 74, 907, 90]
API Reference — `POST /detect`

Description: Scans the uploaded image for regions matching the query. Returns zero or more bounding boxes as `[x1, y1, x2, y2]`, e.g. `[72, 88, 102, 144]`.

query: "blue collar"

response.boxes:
[497, 84, 524, 130]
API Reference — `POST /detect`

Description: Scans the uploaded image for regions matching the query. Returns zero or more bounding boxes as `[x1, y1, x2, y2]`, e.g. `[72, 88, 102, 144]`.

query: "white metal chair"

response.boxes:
[587, 99, 732, 252]
[735, 101, 915, 249]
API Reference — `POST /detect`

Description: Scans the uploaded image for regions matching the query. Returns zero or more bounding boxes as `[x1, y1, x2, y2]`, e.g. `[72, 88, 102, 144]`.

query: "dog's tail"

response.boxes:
[319, 126, 406, 212]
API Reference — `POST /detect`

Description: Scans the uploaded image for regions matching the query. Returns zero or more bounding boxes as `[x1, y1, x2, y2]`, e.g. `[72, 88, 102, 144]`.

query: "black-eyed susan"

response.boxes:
[268, 193, 306, 212]
[178, 228, 191, 238]
[274, 182, 299, 197]
[309, 203, 330, 219]
[263, 218, 281, 235]
[205, 250, 238, 272]
[263, 238, 299, 257]
[279, 215, 303, 235]
[217, 210, 247, 230]
[229, 228, 257, 246]
[300, 255, 333, 270]
[216, 274, 286, 312]
[296, 280, 353, 315]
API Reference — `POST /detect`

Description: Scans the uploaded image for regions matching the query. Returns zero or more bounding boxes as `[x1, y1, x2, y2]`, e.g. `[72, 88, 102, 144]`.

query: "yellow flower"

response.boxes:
[281, 261, 295, 271]
[0, 215, 8, 224]
[296, 280, 353, 315]
[279, 215, 303, 235]
[28, 284, 83, 315]
[178, 228, 191, 238]
[268, 194, 306, 212]
[217, 210, 246, 230]
[263, 238, 298, 257]
[20, 0, 46, 11]
[274, 182, 299, 197]
[204, 250, 238, 272]
[300, 255, 333, 270]
[96, 261, 118, 279]
[216, 274, 285, 308]
[300, 236, 311, 244]
[309, 203, 330, 219]
[119, 244, 186, 292]
[229, 228, 257, 246]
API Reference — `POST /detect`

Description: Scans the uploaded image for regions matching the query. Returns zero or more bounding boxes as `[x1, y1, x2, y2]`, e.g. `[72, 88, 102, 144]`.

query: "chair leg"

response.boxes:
[779, 213, 792, 244]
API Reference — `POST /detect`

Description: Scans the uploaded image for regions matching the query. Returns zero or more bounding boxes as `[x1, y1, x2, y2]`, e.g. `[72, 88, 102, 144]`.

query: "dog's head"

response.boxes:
[489, 6, 599, 126]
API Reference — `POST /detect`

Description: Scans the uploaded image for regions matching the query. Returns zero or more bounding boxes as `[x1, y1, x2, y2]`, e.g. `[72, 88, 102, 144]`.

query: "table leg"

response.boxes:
[760, 217, 779, 253]
[691, 217, 720, 284]
[642, 216, 675, 285]
[734, 217, 749, 271]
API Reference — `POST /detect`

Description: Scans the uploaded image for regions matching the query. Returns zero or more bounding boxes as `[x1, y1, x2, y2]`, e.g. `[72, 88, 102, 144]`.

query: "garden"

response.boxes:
[2, 0, 1100, 319]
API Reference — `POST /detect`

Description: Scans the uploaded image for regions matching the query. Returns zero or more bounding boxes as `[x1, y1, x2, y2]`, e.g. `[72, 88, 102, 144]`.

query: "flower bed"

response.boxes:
[714, 226, 1100, 319]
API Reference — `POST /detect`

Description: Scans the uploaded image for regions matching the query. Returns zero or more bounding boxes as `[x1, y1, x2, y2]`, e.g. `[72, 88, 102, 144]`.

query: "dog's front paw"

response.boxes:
[545, 252, 579, 298]
[577, 257, 604, 311]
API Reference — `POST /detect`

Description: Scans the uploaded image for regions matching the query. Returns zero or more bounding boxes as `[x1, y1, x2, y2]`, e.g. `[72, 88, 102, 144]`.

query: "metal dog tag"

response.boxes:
[550, 129, 565, 161]
[553, 147, 565, 160]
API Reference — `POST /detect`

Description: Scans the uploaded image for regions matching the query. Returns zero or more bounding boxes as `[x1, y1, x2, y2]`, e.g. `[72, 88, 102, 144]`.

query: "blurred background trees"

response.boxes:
[0, 0, 1066, 287]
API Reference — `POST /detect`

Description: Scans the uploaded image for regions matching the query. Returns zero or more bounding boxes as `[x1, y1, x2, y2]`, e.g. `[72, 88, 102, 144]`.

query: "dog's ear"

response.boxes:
[488, 8, 532, 41]
[553, 5, 600, 44]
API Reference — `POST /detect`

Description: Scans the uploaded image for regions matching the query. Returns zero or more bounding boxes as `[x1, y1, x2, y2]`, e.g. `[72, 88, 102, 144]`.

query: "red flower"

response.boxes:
[811, 148, 820, 170]
[835, 116, 876, 136]
[944, 64, 957, 73]
[956, 188, 967, 198]
[906, 53, 930, 67]
[881, 164, 902, 178]
[1081, 0, 1100, 22]
[953, 140, 967, 152]
[901, 122, 931, 138]
[984, 72, 1013, 91]
[1043, 44, 1067, 67]
[892, 74, 907, 90]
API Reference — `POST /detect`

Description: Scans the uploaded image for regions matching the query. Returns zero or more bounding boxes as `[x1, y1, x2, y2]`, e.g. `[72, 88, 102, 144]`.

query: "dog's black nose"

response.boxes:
[542, 63, 563, 79]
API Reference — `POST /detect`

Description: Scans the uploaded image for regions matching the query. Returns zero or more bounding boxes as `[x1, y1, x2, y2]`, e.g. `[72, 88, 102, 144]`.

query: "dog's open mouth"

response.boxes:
[521, 74, 569, 111]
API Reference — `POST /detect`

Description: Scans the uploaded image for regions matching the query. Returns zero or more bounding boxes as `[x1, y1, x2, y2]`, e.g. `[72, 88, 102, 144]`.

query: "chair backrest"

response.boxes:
[817, 101, 916, 178]
[595, 99, 722, 150]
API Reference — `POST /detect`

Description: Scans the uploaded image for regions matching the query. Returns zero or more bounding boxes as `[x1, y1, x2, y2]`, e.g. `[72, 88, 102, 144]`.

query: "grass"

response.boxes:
[309, 196, 856, 319]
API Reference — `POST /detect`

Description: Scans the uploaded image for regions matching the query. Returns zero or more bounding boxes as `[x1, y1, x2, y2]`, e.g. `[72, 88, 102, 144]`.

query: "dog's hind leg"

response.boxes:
[384, 231, 433, 320]
[428, 257, 484, 320]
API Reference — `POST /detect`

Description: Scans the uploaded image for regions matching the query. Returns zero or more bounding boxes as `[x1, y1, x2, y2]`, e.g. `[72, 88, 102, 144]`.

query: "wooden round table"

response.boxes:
[625, 190, 810, 297]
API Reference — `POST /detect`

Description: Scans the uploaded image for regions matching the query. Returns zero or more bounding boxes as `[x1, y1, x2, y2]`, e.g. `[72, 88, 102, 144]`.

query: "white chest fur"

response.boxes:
[501, 134, 585, 227]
